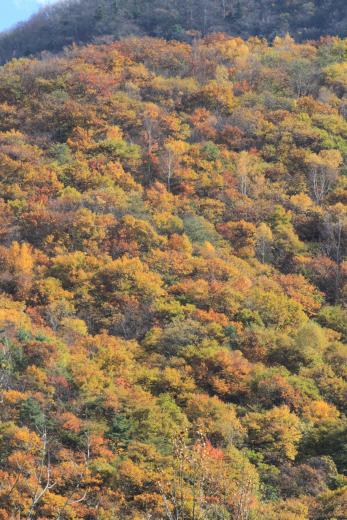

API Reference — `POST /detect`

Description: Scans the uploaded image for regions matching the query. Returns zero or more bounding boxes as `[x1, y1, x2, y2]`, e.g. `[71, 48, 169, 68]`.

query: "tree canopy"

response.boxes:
[0, 31, 345, 519]
[0, 0, 347, 64]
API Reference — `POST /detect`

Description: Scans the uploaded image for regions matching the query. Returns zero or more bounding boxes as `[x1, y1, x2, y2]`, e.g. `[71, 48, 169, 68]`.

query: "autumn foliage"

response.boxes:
[0, 34, 346, 519]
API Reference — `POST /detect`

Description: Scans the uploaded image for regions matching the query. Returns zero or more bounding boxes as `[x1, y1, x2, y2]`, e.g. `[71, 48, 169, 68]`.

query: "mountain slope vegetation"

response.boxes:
[1, 0, 347, 63]
[0, 33, 346, 519]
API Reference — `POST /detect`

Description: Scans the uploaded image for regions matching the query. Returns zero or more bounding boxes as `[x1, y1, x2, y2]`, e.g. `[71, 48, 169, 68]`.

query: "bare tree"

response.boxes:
[307, 150, 342, 205]
[0, 334, 12, 403]
[27, 429, 56, 520]
[320, 208, 346, 300]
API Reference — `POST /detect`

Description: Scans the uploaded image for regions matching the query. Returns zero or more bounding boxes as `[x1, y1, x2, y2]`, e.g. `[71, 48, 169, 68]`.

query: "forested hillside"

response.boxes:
[0, 33, 346, 519]
[1, 0, 347, 63]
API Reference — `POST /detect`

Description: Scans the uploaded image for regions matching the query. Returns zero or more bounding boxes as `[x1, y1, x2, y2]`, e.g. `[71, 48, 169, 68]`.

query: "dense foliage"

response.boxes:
[0, 33, 346, 519]
[1, 0, 347, 64]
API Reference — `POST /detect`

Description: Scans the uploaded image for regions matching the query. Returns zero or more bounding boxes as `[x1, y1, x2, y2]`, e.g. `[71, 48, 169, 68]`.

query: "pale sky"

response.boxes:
[0, 0, 58, 32]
